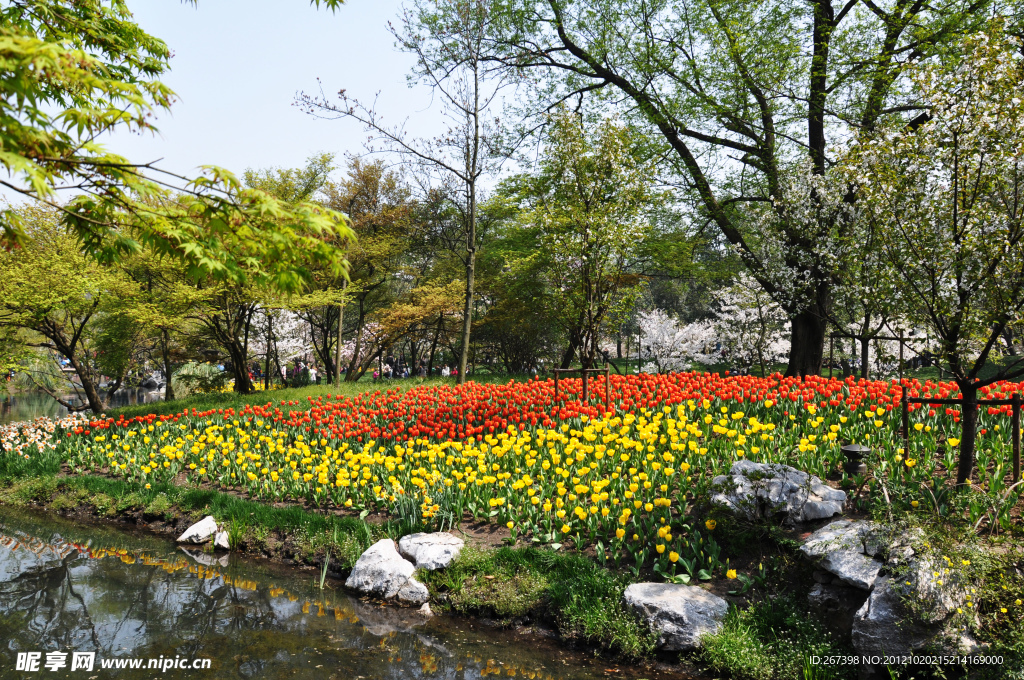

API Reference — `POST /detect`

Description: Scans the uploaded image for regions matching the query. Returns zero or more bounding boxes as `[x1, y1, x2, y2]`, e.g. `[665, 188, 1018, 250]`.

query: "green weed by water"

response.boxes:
[422, 545, 655, 658]
[0, 473, 380, 569]
[700, 597, 855, 680]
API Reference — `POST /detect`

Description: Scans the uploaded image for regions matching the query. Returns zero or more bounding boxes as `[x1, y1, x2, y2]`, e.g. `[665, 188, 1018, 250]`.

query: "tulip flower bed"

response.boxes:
[46, 373, 1024, 577]
[2, 414, 91, 458]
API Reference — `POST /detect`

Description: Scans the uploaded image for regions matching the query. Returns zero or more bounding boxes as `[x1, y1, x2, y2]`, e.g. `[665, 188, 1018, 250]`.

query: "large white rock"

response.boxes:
[213, 530, 230, 551]
[177, 516, 218, 544]
[711, 460, 846, 524]
[820, 551, 882, 591]
[398, 532, 464, 570]
[345, 539, 418, 600]
[396, 577, 430, 606]
[623, 583, 729, 652]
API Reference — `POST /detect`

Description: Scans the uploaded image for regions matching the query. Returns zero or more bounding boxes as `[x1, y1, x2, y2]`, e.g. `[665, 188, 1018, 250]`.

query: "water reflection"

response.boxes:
[0, 511, 688, 680]
[0, 389, 164, 425]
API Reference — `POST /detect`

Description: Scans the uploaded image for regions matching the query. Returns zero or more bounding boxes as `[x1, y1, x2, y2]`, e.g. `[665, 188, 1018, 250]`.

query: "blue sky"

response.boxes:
[103, 0, 446, 181]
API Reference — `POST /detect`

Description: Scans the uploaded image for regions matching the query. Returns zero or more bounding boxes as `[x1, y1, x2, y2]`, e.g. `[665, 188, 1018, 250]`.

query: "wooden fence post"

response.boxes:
[902, 391, 910, 455]
[582, 370, 589, 404]
[605, 364, 611, 414]
[554, 371, 560, 404]
[1013, 392, 1021, 483]
[828, 335, 834, 379]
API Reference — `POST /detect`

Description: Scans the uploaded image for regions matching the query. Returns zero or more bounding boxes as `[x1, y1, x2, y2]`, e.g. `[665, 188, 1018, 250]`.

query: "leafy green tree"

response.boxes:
[244, 153, 351, 385]
[322, 159, 416, 381]
[497, 110, 663, 369]
[118, 251, 207, 400]
[1, 0, 352, 292]
[0, 205, 140, 412]
[468, 0, 1004, 375]
[299, 0, 508, 383]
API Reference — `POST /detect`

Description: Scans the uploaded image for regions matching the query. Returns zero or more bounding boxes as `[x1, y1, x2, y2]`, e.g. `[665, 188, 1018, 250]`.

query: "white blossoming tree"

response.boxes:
[638, 310, 715, 373]
[849, 26, 1024, 485]
[711, 273, 791, 376]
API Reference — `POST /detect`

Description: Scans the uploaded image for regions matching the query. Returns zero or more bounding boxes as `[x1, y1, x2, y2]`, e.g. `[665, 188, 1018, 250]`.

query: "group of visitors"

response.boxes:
[372, 362, 460, 381]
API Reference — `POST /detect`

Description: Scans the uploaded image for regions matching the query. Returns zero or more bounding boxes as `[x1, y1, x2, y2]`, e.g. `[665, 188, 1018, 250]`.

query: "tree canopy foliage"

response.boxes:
[1, 0, 353, 292]
[449, 0, 1011, 375]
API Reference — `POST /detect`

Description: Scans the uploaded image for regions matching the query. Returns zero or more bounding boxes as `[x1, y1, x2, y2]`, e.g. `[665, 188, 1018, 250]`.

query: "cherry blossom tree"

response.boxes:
[849, 26, 1024, 485]
[638, 310, 714, 373]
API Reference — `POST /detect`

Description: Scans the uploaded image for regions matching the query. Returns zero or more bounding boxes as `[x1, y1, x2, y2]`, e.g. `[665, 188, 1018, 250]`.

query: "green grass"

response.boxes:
[421, 545, 656, 658]
[699, 597, 855, 680]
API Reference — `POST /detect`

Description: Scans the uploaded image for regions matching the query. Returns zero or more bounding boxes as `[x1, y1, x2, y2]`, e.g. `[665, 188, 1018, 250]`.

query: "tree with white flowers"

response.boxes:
[849, 25, 1024, 485]
[713, 273, 791, 376]
[638, 310, 714, 373]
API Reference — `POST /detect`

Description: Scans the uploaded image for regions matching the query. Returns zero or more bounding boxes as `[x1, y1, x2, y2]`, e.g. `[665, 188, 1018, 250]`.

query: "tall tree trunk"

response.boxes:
[344, 304, 366, 382]
[783, 0, 835, 379]
[560, 333, 580, 370]
[457, 55, 482, 386]
[860, 337, 870, 380]
[39, 317, 105, 413]
[334, 281, 347, 387]
[68, 353, 105, 414]
[263, 314, 273, 391]
[106, 370, 125, 403]
[227, 337, 253, 394]
[161, 328, 175, 401]
[785, 308, 828, 377]
[427, 314, 443, 376]
[458, 199, 476, 384]
[955, 381, 979, 486]
[272, 326, 284, 388]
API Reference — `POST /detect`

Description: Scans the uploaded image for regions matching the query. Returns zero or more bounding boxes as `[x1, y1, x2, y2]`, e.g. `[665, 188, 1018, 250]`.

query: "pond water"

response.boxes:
[0, 510, 689, 680]
[0, 389, 164, 426]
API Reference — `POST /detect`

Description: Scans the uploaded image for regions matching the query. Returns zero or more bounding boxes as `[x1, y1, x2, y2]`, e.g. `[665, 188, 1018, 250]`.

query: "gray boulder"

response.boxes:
[853, 576, 933, 656]
[623, 582, 729, 652]
[808, 583, 870, 638]
[711, 460, 846, 524]
[345, 539, 418, 600]
[396, 577, 430, 606]
[821, 551, 882, 591]
[898, 557, 966, 624]
[398, 532, 464, 570]
[177, 516, 218, 544]
[852, 575, 977, 658]
[800, 520, 884, 590]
